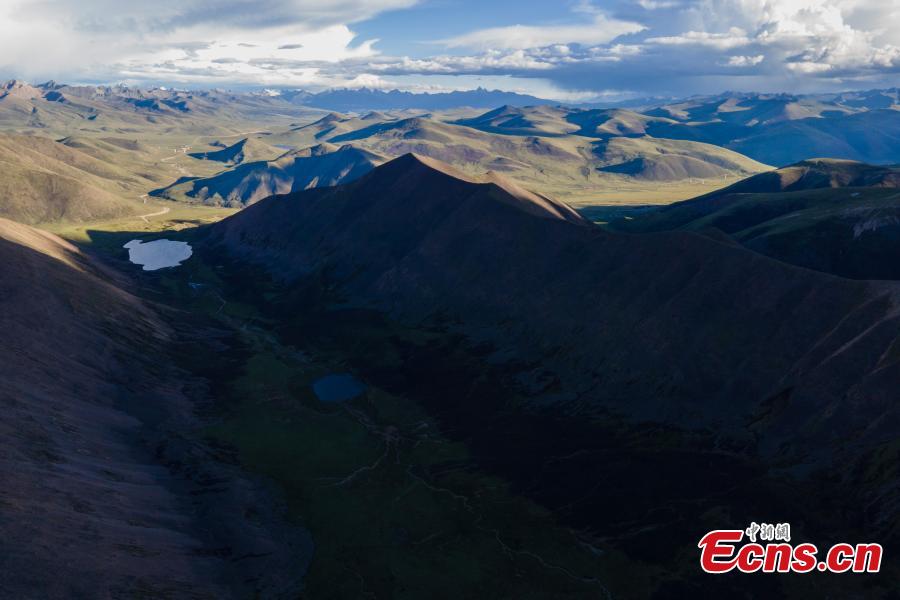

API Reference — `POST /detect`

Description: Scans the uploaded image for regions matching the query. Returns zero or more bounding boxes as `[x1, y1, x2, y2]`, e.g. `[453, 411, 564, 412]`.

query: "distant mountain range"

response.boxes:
[166, 111, 769, 207]
[4, 78, 897, 116]
[451, 98, 900, 167]
[0, 79, 320, 139]
[154, 87, 900, 209]
[273, 85, 900, 114]
[2, 77, 900, 217]
[3, 78, 900, 168]
[273, 86, 900, 113]
[277, 87, 551, 111]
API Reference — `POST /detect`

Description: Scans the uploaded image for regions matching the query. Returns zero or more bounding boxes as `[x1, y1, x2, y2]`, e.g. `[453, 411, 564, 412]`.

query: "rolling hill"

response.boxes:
[155, 143, 384, 206]
[287, 112, 354, 141]
[456, 99, 900, 167]
[609, 160, 900, 279]
[188, 137, 282, 165]
[566, 108, 677, 137]
[0, 79, 320, 141]
[255, 113, 772, 205]
[635, 96, 900, 166]
[592, 136, 769, 181]
[0, 133, 150, 224]
[453, 105, 577, 137]
[3, 79, 899, 207]
[2, 80, 900, 170]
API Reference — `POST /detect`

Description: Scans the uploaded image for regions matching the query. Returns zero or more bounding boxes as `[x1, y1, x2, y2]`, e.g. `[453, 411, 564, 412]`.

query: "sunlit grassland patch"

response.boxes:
[50, 204, 238, 248]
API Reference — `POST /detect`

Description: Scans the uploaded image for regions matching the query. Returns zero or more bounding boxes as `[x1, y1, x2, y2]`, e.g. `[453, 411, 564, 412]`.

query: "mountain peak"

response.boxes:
[391, 151, 472, 176]
[365, 153, 585, 224]
[313, 112, 348, 125]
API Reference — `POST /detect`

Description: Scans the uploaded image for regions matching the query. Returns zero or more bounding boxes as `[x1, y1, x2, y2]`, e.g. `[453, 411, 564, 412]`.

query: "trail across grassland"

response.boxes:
[138, 206, 171, 223]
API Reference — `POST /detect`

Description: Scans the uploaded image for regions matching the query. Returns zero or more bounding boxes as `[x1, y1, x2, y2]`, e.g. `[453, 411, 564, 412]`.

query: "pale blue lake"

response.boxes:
[124, 239, 192, 271]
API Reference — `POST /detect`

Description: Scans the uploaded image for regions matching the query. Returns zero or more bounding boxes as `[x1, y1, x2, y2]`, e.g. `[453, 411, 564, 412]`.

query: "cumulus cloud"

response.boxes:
[481, 0, 900, 94]
[0, 0, 897, 96]
[437, 14, 646, 51]
[724, 54, 765, 67]
[16, 0, 418, 32]
[646, 28, 752, 50]
[0, 0, 413, 85]
[648, 0, 900, 78]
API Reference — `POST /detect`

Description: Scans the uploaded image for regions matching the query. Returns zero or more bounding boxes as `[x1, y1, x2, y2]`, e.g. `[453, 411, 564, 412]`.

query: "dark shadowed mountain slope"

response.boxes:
[705, 158, 900, 194]
[201, 154, 900, 597]
[0, 218, 310, 598]
[610, 160, 900, 279]
[207, 154, 900, 462]
[155, 143, 384, 206]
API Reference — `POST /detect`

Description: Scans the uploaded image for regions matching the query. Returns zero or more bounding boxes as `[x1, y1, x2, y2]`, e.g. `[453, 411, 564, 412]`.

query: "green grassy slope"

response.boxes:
[0, 133, 151, 224]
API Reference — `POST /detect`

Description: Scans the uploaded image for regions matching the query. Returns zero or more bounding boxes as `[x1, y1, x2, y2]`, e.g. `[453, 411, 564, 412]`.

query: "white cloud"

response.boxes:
[671, 0, 899, 74]
[637, 0, 682, 9]
[341, 73, 393, 88]
[437, 14, 646, 51]
[367, 45, 631, 78]
[0, 0, 413, 84]
[15, 0, 418, 32]
[647, 28, 751, 50]
[0, 0, 897, 95]
[786, 61, 833, 74]
[724, 54, 765, 67]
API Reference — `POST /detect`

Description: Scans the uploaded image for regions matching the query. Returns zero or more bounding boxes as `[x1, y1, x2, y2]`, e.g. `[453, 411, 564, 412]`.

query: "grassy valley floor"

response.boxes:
[61, 214, 900, 599]
[69, 221, 623, 599]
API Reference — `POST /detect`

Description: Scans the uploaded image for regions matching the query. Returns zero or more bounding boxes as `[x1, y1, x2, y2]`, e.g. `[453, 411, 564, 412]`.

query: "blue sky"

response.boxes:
[0, 0, 897, 99]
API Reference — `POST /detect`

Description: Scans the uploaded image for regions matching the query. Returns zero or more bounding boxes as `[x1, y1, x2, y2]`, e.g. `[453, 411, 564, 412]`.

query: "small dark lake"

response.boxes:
[312, 374, 366, 403]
